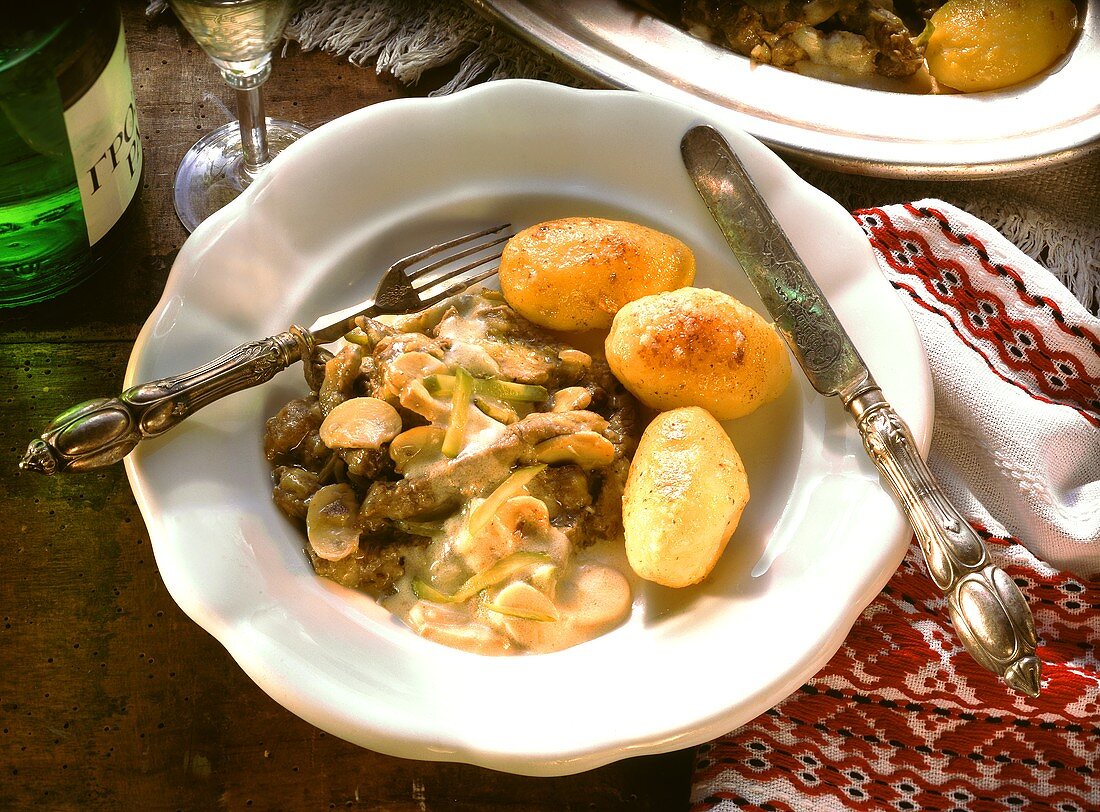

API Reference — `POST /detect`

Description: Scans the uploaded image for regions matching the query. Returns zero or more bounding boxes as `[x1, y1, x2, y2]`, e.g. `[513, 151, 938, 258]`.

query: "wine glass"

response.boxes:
[170, 0, 309, 232]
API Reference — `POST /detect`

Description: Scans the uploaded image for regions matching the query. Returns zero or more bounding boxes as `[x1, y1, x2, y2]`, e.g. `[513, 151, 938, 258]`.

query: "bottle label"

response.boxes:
[63, 22, 143, 246]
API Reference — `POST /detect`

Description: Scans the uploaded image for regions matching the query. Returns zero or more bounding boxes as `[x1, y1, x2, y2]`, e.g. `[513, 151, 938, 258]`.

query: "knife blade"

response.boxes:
[681, 124, 1042, 698]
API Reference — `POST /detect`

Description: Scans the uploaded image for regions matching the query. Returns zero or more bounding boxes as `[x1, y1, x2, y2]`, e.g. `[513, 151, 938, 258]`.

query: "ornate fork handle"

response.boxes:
[20, 329, 308, 475]
[847, 389, 1041, 696]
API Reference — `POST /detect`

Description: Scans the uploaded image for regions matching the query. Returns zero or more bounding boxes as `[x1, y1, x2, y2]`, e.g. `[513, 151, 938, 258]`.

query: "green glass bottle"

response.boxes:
[0, 2, 143, 308]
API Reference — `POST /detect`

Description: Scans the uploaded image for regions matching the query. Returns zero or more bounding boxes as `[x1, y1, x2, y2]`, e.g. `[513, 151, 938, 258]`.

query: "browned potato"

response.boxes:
[623, 407, 749, 588]
[605, 287, 790, 420]
[499, 217, 695, 331]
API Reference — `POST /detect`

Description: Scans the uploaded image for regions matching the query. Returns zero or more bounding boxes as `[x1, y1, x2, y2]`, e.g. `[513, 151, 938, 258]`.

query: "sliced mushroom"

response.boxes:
[305, 483, 361, 561]
[493, 496, 571, 566]
[399, 379, 449, 422]
[556, 564, 632, 631]
[467, 465, 546, 537]
[558, 348, 592, 371]
[454, 510, 519, 574]
[408, 602, 510, 655]
[384, 351, 449, 396]
[533, 431, 616, 469]
[551, 387, 592, 413]
[488, 581, 561, 650]
[419, 620, 511, 655]
[445, 342, 501, 378]
[495, 494, 552, 537]
[319, 397, 404, 450]
[528, 562, 559, 594]
[487, 581, 559, 622]
[389, 425, 446, 474]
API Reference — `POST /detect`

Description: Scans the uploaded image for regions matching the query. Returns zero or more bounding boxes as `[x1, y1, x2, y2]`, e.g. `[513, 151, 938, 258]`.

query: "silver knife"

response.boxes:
[681, 124, 1041, 697]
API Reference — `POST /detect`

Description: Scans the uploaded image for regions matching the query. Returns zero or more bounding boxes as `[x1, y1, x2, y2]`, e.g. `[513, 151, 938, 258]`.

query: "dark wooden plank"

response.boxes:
[1, 3, 697, 809]
[2, 343, 693, 809]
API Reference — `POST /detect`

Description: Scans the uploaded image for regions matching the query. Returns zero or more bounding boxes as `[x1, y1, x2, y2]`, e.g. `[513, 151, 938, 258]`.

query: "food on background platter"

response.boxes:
[265, 290, 642, 655]
[605, 286, 791, 420]
[498, 217, 695, 331]
[623, 407, 750, 588]
[665, 0, 937, 84]
[924, 0, 1079, 92]
[648, 0, 1078, 93]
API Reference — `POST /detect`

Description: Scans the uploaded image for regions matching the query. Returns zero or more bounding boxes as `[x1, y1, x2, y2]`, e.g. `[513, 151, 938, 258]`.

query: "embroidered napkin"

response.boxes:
[691, 200, 1100, 811]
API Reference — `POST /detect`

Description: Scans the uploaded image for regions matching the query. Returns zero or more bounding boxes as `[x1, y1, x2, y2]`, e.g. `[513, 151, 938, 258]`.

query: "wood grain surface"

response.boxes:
[0, 3, 694, 809]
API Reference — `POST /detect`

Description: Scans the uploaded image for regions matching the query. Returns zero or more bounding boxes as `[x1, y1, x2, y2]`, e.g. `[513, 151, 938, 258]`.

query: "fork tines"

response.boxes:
[405, 223, 512, 301]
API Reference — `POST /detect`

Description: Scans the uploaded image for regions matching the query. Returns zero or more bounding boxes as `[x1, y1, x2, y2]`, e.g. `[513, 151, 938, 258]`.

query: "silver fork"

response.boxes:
[20, 224, 512, 475]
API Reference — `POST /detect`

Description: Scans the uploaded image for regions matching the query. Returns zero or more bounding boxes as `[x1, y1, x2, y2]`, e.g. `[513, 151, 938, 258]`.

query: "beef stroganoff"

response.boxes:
[264, 290, 642, 655]
[265, 216, 794, 655]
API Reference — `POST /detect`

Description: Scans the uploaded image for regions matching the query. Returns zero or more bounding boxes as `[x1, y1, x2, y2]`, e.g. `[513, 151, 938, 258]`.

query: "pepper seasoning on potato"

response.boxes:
[606, 287, 791, 420]
[623, 407, 749, 588]
[499, 217, 695, 331]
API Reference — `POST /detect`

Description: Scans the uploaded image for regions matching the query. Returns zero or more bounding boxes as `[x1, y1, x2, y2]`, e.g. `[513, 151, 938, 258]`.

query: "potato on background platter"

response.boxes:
[925, 0, 1078, 93]
[499, 217, 695, 331]
[623, 407, 749, 588]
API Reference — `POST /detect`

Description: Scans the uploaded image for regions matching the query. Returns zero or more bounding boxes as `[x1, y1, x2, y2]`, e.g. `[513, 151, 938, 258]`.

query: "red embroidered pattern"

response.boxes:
[690, 208, 1100, 811]
[691, 535, 1100, 812]
[854, 206, 1100, 427]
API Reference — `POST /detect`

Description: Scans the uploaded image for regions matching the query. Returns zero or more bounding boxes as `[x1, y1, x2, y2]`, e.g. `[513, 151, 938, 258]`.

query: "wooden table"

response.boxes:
[0, 3, 695, 809]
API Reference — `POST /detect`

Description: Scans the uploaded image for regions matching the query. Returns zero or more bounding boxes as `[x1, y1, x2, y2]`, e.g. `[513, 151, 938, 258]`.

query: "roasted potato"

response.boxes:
[623, 407, 749, 588]
[605, 287, 790, 420]
[926, 0, 1078, 92]
[498, 217, 695, 331]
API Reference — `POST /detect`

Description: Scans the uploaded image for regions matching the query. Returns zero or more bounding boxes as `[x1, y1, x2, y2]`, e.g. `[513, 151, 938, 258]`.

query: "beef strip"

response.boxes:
[267, 290, 644, 596]
[318, 343, 364, 415]
[264, 396, 321, 462]
[272, 465, 322, 520]
[837, 0, 925, 77]
[359, 410, 612, 523]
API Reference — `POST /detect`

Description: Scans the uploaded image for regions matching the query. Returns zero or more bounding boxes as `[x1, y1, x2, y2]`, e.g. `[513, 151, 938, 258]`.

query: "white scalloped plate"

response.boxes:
[124, 80, 932, 776]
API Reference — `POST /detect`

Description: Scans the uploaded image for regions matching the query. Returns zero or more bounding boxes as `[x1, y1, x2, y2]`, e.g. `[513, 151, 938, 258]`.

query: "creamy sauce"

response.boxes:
[318, 294, 636, 655]
[382, 499, 633, 655]
[382, 366, 631, 655]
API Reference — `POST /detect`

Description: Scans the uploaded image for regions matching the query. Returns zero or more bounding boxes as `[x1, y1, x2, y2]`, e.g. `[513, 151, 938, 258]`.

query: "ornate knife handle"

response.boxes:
[20, 329, 308, 475]
[847, 389, 1041, 697]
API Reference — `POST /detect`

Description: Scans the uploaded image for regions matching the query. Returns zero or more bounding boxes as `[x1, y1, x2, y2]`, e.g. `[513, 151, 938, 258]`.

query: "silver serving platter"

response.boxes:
[469, 0, 1100, 178]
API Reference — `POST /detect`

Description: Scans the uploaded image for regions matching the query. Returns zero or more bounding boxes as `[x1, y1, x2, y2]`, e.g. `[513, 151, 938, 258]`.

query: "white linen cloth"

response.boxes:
[858, 200, 1099, 578]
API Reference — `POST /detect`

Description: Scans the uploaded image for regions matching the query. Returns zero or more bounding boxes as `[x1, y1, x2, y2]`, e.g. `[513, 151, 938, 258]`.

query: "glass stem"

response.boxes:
[235, 84, 269, 175]
[222, 66, 272, 177]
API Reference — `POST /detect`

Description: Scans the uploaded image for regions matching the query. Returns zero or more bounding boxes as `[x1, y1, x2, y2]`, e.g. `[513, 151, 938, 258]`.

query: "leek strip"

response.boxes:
[411, 551, 554, 604]
[423, 374, 547, 404]
[475, 378, 547, 403]
[468, 464, 547, 537]
[422, 374, 455, 397]
[473, 394, 517, 424]
[914, 19, 935, 47]
[411, 579, 452, 603]
[441, 368, 474, 458]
